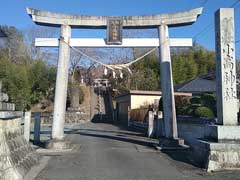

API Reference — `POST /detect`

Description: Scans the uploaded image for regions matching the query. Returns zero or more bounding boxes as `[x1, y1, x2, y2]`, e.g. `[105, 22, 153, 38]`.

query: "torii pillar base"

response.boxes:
[46, 139, 72, 151]
[154, 138, 189, 151]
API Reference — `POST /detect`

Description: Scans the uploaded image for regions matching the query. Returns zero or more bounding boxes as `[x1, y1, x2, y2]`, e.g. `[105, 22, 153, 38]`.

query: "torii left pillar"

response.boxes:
[52, 25, 71, 142]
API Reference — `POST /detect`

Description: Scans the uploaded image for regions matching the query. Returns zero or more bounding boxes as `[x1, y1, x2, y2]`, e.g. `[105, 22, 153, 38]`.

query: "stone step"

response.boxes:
[0, 111, 22, 119]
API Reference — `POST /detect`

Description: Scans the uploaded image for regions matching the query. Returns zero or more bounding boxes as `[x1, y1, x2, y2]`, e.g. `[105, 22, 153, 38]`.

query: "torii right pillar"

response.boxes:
[158, 23, 178, 140]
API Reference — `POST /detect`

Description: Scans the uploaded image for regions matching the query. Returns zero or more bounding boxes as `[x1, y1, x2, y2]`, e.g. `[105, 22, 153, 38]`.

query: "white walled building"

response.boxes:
[115, 90, 192, 124]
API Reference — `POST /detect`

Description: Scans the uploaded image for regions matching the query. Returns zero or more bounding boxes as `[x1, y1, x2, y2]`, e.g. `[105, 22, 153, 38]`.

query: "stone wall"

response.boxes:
[144, 115, 214, 141]
[65, 112, 90, 124]
[129, 114, 212, 140]
[177, 116, 214, 142]
[189, 139, 240, 171]
[129, 111, 240, 171]
[173, 116, 240, 172]
[36, 112, 90, 125]
[0, 112, 39, 180]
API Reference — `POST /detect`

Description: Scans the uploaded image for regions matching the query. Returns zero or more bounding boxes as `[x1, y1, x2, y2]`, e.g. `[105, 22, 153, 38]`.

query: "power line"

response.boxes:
[192, 0, 212, 40]
[230, 0, 240, 7]
[201, 0, 209, 7]
[193, 24, 213, 40]
[193, 0, 240, 41]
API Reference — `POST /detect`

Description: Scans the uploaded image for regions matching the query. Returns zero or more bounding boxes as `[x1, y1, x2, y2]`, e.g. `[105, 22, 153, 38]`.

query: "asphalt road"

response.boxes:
[34, 122, 240, 180]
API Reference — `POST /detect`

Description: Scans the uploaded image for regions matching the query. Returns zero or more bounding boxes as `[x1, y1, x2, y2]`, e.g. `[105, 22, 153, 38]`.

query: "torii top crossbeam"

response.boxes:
[27, 7, 202, 28]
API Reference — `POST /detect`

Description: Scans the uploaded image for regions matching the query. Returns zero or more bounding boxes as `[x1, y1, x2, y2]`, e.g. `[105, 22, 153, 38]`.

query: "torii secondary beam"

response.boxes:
[35, 38, 192, 48]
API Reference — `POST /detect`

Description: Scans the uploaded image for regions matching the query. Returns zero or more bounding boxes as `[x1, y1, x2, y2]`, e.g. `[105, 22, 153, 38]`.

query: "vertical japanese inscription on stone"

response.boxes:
[215, 8, 238, 125]
[107, 17, 123, 45]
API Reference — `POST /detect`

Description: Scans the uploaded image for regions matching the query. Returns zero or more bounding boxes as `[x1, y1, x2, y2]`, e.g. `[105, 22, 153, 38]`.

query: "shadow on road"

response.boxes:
[67, 126, 202, 170]
[76, 131, 158, 148]
[34, 121, 203, 170]
[66, 128, 146, 137]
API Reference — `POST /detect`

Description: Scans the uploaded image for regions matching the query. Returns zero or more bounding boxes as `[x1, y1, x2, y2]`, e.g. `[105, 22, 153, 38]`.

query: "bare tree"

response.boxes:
[23, 25, 59, 62]
[99, 29, 159, 92]
[0, 26, 28, 64]
[69, 47, 105, 83]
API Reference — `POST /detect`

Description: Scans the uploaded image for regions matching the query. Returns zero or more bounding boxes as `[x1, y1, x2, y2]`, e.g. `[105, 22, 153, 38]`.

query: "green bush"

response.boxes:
[200, 93, 216, 115]
[201, 94, 216, 108]
[178, 105, 188, 115]
[186, 104, 200, 116]
[194, 106, 214, 118]
[178, 94, 217, 118]
[177, 104, 200, 116]
[2, 60, 32, 110]
[0, 50, 57, 110]
[190, 96, 201, 104]
[175, 96, 190, 115]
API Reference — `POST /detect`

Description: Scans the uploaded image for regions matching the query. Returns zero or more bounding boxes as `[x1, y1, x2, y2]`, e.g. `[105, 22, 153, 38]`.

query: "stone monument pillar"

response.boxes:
[208, 8, 240, 141]
[0, 81, 14, 111]
[52, 25, 71, 141]
[215, 8, 238, 126]
[68, 81, 81, 112]
[190, 8, 240, 172]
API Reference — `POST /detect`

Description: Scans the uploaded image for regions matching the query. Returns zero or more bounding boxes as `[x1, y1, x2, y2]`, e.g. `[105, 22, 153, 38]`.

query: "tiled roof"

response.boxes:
[176, 72, 216, 93]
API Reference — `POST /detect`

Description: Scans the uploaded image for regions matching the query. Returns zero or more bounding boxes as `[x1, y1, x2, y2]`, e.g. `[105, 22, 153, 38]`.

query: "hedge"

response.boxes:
[190, 96, 201, 104]
[194, 106, 214, 118]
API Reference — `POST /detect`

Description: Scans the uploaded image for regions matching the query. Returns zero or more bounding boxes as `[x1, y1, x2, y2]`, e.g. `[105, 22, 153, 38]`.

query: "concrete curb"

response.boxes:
[24, 156, 50, 180]
[153, 144, 189, 151]
[36, 144, 81, 155]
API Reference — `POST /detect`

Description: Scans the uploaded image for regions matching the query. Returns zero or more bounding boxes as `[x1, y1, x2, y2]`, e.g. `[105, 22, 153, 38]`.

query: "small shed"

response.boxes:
[115, 90, 192, 124]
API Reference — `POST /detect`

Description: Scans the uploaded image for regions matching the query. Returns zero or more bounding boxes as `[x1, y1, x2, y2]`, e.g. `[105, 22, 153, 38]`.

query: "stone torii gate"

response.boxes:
[27, 7, 203, 147]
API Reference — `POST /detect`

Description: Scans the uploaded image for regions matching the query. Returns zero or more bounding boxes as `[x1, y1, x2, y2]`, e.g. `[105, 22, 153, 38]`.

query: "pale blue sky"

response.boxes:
[0, 0, 240, 56]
